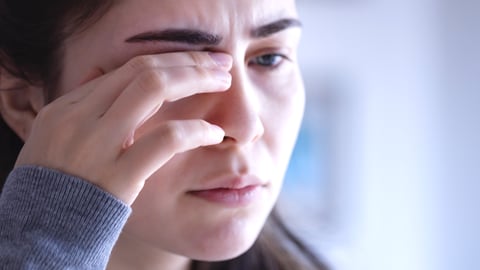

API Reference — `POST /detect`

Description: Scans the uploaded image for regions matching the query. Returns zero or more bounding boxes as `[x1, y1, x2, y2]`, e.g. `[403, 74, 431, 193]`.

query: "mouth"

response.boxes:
[187, 185, 265, 207]
[187, 174, 268, 207]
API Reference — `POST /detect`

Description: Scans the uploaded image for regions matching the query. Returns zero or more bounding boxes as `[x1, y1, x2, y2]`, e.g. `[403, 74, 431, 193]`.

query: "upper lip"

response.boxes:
[189, 174, 268, 191]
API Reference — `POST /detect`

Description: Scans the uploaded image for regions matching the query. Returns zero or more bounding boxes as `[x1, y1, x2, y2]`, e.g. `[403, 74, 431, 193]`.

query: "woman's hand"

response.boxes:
[15, 52, 232, 205]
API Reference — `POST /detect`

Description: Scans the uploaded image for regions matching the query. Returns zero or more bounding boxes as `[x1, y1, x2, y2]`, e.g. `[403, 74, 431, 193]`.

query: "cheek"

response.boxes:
[261, 71, 305, 167]
[262, 70, 305, 143]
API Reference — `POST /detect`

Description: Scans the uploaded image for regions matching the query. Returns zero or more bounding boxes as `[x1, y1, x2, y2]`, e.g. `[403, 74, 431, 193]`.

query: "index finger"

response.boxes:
[80, 51, 232, 116]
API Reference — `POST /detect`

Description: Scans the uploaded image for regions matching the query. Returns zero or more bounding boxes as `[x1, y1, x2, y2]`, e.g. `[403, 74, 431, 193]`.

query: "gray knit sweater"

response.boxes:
[0, 166, 131, 269]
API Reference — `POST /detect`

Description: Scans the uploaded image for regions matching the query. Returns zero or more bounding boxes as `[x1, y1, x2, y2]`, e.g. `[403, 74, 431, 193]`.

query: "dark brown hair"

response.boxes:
[0, 1, 329, 269]
[0, 0, 114, 182]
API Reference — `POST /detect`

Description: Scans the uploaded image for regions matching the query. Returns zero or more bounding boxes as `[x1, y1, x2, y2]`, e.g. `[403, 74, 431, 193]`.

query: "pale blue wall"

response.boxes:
[281, 0, 480, 269]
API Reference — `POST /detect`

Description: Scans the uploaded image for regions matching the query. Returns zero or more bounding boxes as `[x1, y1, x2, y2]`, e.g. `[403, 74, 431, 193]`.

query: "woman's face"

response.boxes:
[59, 0, 303, 261]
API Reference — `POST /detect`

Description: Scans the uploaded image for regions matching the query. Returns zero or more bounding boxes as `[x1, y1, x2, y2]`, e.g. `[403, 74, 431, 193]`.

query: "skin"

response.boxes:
[0, 0, 304, 269]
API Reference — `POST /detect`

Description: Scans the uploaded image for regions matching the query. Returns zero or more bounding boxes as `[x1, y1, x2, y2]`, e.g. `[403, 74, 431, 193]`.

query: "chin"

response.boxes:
[188, 235, 258, 262]
[190, 240, 255, 262]
[183, 212, 268, 262]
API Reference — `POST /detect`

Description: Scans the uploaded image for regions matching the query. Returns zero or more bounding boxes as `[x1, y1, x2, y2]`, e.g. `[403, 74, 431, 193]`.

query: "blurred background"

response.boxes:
[279, 0, 480, 269]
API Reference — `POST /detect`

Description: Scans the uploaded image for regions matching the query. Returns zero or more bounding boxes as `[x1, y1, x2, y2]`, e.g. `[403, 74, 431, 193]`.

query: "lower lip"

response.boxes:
[188, 185, 264, 207]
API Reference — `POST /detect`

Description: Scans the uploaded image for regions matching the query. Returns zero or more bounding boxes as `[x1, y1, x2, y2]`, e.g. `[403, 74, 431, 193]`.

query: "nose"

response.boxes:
[205, 66, 265, 147]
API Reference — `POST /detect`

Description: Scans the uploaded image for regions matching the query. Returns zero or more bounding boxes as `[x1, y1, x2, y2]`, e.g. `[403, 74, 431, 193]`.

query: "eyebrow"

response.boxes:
[125, 29, 222, 46]
[251, 18, 302, 38]
[125, 18, 302, 46]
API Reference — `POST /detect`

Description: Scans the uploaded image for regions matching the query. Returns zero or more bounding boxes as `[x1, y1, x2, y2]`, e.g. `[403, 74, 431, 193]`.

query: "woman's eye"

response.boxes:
[249, 54, 286, 68]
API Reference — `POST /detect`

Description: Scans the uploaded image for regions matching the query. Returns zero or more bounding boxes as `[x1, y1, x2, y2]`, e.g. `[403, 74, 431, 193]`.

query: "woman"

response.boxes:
[0, 0, 328, 269]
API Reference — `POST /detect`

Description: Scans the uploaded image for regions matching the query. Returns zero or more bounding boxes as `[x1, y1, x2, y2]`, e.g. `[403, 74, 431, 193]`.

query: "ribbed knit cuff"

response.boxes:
[0, 166, 131, 269]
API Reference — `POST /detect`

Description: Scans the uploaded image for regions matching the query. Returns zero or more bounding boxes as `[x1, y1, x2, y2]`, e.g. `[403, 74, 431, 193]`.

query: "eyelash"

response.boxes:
[248, 53, 289, 69]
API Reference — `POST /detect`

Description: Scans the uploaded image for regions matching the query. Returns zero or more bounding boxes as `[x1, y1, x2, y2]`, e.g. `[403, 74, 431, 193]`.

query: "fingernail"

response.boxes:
[212, 69, 231, 83]
[209, 52, 232, 69]
[210, 124, 225, 141]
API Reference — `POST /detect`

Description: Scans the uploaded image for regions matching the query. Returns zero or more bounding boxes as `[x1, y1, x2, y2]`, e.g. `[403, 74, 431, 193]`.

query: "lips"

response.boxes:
[188, 185, 264, 207]
[187, 175, 268, 207]
[193, 174, 267, 189]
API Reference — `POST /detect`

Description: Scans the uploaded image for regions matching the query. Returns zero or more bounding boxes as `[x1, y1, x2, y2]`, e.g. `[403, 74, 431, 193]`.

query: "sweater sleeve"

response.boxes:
[0, 166, 131, 269]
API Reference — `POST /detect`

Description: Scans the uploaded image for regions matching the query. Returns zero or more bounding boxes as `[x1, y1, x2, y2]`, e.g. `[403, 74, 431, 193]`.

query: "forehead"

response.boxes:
[103, 0, 298, 40]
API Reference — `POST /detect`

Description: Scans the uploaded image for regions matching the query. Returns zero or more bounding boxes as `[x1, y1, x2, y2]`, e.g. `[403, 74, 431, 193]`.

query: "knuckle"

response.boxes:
[35, 103, 60, 126]
[126, 55, 157, 72]
[136, 70, 167, 95]
[188, 52, 205, 66]
[162, 122, 186, 148]
[187, 51, 209, 67]
[35, 105, 52, 121]
[194, 65, 211, 79]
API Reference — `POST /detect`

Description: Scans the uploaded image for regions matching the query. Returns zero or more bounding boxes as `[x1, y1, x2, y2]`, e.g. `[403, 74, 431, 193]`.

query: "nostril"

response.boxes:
[210, 135, 236, 149]
[222, 136, 235, 143]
